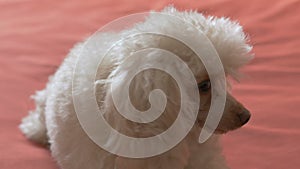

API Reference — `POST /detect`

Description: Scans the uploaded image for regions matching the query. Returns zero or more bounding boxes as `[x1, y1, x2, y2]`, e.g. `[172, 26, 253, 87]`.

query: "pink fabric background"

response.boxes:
[0, 0, 299, 168]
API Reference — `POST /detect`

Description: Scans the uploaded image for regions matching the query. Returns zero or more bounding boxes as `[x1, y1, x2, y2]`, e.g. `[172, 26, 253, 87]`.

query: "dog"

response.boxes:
[20, 6, 253, 169]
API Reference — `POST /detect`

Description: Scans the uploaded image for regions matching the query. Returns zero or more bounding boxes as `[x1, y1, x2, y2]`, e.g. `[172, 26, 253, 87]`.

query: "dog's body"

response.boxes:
[20, 7, 252, 169]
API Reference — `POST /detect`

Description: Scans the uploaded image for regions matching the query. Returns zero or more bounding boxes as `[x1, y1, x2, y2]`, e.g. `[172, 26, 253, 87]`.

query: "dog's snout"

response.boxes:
[238, 109, 251, 125]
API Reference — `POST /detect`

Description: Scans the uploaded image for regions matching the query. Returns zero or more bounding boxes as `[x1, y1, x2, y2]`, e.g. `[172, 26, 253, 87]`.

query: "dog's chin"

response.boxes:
[196, 120, 238, 135]
[214, 125, 243, 134]
[213, 129, 228, 134]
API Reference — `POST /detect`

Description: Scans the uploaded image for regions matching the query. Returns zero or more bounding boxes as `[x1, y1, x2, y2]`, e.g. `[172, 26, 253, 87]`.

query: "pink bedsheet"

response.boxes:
[0, 0, 299, 169]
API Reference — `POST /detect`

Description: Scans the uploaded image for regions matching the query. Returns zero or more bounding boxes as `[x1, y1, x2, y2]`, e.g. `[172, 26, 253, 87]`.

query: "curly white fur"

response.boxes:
[20, 6, 252, 169]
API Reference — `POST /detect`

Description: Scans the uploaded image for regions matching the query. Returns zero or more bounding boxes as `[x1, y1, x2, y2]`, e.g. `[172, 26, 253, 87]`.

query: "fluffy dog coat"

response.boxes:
[20, 6, 253, 169]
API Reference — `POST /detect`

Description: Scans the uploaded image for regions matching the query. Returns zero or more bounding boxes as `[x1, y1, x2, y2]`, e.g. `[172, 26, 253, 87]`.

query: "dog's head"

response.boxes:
[95, 7, 253, 137]
[159, 7, 253, 134]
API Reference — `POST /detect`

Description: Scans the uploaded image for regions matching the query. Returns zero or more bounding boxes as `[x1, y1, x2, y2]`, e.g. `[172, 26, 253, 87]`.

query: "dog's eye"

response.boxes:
[198, 80, 211, 92]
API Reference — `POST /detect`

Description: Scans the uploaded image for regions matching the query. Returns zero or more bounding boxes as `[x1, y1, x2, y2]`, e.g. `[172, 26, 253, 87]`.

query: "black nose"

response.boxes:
[238, 109, 251, 125]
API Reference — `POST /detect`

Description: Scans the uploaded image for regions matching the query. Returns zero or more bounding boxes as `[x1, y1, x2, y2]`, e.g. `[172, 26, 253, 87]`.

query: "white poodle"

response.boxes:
[20, 6, 253, 169]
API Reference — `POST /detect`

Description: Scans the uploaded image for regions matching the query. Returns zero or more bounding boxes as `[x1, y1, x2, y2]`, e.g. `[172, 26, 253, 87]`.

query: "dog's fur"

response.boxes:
[20, 7, 253, 169]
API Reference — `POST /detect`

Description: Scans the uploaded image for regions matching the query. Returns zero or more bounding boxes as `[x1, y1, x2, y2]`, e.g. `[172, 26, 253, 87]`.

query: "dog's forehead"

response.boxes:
[195, 71, 209, 83]
[184, 56, 209, 82]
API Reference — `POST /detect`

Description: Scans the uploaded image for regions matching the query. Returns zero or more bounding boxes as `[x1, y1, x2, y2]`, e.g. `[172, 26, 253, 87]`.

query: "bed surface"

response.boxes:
[0, 0, 299, 169]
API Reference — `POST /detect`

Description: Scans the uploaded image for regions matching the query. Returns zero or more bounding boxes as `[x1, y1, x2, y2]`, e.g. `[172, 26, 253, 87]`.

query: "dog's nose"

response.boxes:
[238, 109, 251, 125]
